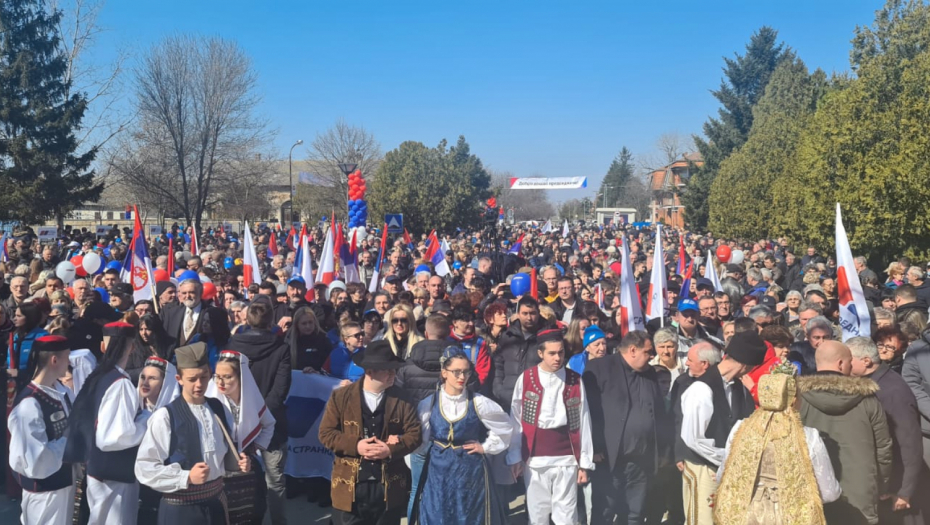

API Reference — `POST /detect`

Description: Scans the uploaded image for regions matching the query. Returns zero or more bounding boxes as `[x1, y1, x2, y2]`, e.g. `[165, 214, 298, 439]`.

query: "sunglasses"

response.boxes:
[346, 332, 364, 339]
[392, 318, 409, 325]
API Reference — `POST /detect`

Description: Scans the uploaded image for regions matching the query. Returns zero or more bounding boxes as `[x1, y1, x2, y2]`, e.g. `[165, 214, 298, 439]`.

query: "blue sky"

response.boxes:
[92, 0, 881, 202]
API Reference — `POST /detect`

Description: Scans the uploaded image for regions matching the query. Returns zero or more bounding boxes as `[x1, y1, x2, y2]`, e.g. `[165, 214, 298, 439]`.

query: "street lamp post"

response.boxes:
[288, 139, 303, 223]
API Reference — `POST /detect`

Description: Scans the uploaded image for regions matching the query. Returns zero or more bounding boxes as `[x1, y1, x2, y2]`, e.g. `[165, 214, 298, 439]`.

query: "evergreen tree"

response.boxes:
[599, 147, 634, 208]
[369, 136, 491, 234]
[0, 0, 99, 227]
[682, 26, 785, 230]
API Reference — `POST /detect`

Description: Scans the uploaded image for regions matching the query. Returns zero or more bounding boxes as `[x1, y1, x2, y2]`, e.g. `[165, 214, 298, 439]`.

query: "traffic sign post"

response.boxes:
[385, 214, 404, 234]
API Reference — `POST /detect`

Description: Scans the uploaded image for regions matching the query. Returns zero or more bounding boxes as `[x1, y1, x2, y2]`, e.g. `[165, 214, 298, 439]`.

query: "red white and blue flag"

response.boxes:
[122, 206, 155, 303]
[0, 232, 7, 263]
[268, 230, 279, 258]
[676, 236, 687, 276]
[835, 203, 871, 341]
[315, 219, 336, 286]
[508, 233, 524, 255]
[369, 224, 388, 293]
[619, 237, 645, 335]
[424, 231, 450, 276]
[403, 228, 416, 252]
[341, 229, 360, 284]
[680, 259, 695, 300]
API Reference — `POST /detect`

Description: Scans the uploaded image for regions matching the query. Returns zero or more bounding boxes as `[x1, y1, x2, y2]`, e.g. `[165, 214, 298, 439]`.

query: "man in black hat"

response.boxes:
[155, 280, 177, 310]
[383, 275, 402, 302]
[318, 340, 422, 525]
[8, 335, 73, 525]
[677, 330, 764, 525]
[135, 342, 250, 524]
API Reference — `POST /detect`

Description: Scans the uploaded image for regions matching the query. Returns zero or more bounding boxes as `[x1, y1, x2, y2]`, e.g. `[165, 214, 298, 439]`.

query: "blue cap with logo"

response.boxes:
[583, 325, 606, 347]
[678, 298, 699, 313]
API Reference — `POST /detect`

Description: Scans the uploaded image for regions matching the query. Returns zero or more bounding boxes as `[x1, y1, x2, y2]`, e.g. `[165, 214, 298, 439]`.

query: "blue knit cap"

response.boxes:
[583, 325, 606, 348]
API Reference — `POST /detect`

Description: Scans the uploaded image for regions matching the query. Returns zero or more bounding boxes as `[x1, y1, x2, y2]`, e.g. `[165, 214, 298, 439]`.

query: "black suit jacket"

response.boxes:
[583, 354, 672, 472]
[161, 303, 220, 350]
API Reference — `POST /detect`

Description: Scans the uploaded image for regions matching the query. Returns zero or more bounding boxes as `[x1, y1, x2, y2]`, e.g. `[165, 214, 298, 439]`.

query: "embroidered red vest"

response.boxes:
[520, 366, 582, 462]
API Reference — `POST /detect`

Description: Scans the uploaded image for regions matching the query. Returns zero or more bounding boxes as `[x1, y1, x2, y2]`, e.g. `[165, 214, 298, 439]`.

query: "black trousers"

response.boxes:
[592, 459, 650, 525]
[331, 480, 402, 525]
[157, 496, 227, 525]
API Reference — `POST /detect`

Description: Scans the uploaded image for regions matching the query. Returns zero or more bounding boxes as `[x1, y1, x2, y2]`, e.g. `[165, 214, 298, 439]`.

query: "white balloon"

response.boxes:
[56, 261, 76, 284]
[730, 249, 745, 265]
[356, 226, 368, 242]
[82, 252, 102, 275]
[199, 274, 211, 283]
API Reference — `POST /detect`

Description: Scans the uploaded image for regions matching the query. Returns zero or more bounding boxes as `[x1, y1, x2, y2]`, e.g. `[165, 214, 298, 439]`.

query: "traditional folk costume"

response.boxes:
[508, 331, 595, 525]
[65, 322, 151, 525]
[135, 342, 240, 525]
[678, 331, 764, 525]
[715, 366, 841, 525]
[410, 355, 513, 524]
[7, 336, 75, 525]
[205, 350, 276, 525]
[317, 340, 422, 525]
[138, 356, 181, 524]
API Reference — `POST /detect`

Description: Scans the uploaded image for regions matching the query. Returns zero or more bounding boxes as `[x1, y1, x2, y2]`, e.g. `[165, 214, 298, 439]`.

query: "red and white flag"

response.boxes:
[619, 237, 645, 335]
[645, 224, 667, 322]
[703, 249, 722, 292]
[315, 221, 336, 286]
[189, 226, 199, 256]
[242, 222, 260, 288]
[835, 203, 871, 341]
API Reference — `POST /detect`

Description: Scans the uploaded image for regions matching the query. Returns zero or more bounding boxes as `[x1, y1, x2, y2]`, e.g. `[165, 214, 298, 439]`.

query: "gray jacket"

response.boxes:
[902, 329, 930, 437]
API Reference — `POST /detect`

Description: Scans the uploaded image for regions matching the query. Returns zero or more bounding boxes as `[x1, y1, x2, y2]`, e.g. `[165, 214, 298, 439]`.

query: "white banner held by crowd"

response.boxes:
[835, 203, 871, 341]
[284, 372, 341, 479]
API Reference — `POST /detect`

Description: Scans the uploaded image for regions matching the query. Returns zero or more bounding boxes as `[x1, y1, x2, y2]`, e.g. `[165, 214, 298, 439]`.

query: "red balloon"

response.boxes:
[715, 245, 732, 263]
[154, 269, 170, 282]
[71, 255, 87, 277]
[487, 197, 497, 208]
[202, 282, 217, 301]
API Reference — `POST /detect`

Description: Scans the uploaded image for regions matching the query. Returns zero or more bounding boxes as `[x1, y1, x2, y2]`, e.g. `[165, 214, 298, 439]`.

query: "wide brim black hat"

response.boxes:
[352, 340, 404, 370]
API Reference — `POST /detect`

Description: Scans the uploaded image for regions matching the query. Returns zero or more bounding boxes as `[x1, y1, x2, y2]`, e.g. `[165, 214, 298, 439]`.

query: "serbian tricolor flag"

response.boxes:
[189, 226, 198, 256]
[594, 283, 606, 310]
[403, 228, 415, 252]
[619, 237, 645, 335]
[286, 225, 298, 251]
[268, 231, 279, 258]
[315, 220, 336, 286]
[508, 233, 524, 255]
[645, 224, 667, 322]
[242, 222, 261, 287]
[333, 221, 344, 278]
[124, 206, 155, 303]
[835, 203, 871, 341]
[680, 259, 695, 300]
[298, 229, 315, 302]
[369, 224, 388, 293]
[424, 231, 450, 276]
[703, 249, 722, 292]
[293, 223, 308, 273]
[343, 229, 361, 284]
[0, 232, 8, 263]
[676, 236, 687, 276]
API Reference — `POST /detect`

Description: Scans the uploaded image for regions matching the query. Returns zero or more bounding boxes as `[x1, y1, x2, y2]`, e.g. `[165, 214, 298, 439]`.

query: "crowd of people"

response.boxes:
[2, 218, 930, 525]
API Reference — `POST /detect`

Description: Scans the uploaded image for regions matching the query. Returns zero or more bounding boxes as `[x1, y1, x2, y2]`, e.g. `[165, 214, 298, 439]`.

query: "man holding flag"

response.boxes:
[121, 206, 157, 307]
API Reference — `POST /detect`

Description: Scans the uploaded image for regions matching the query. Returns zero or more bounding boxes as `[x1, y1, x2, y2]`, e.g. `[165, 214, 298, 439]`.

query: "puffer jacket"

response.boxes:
[491, 321, 540, 410]
[798, 372, 893, 525]
[394, 339, 479, 404]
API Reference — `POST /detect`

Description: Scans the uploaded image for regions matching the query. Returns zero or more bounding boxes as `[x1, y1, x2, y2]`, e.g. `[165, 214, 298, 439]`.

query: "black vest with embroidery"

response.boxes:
[165, 396, 231, 471]
[12, 384, 73, 492]
[87, 369, 140, 483]
[359, 394, 385, 481]
[682, 365, 754, 469]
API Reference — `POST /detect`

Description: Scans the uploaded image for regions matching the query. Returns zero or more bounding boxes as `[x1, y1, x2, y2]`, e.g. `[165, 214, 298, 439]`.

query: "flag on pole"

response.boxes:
[298, 228, 314, 302]
[703, 249, 722, 292]
[424, 231, 450, 276]
[0, 232, 8, 263]
[680, 259, 695, 300]
[835, 203, 871, 341]
[619, 237, 645, 335]
[286, 225, 298, 251]
[315, 220, 336, 286]
[540, 219, 552, 234]
[167, 237, 174, 277]
[676, 236, 687, 276]
[333, 220, 344, 278]
[242, 223, 261, 288]
[508, 233, 524, 255]
[594, 283, 605, 310]
[530, 267, 538, 300]
[562, 220, 569, 238]
[124, 206, 155, 303]
[369, 224, 388, 293]
[189, 226, 199, 256]
[342, 229, 360, 284]
[268, 231, 279, 258]
[645, 224, 667, 322]
[403, 228, 416, 252]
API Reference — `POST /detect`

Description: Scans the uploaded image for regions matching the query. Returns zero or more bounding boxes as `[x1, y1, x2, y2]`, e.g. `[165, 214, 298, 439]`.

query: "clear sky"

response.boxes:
[91, 0, 881, 202]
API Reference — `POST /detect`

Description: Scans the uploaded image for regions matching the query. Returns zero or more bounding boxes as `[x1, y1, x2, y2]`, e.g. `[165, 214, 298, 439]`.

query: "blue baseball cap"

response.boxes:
[678, 298, 699, 313]
[452, 261, 463, 270]
[287, 276, 306, 287]
[583, 325, 606, 348]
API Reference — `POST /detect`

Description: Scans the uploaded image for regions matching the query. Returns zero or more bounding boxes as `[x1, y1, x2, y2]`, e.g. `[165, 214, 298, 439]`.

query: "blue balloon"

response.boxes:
[106, 260, 122, 271]
[510, 272, 532, 297]
[415, 264, 431, 274]
[223, 257, 234, 270]
[95, 287, 110, 304]
[178, 270, 199, 282]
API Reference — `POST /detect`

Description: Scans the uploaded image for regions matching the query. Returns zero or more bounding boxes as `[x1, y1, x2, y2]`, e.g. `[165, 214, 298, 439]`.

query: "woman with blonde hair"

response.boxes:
[885, 261, 905, 289]
[563, 317, 589, 357]
[383, 303, 424, 360]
